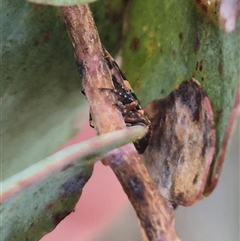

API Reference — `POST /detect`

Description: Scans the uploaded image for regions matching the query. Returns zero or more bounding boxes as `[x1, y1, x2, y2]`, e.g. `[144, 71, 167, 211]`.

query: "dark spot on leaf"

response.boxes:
[215, 108, 223, 124]
[176, 80, 202, 121]
[178, 32, 183, 41]
[195, 0, 208, 13]
[45, 202, 54, 211]
[109, 12, 122, 22]
[199, 60, 204, 71]
[201, 77, 204, 81]
[30, 222, 35, 228]
[33, 5, 41, 12]
[172, 49, 177, 56]
[33, 40, 39, 46]
[218, 61, 223, 74]
[200, 3, 208, 13]
[104, 34, 110, 42]
[130, 37, 140, 51]
[44, 31, 51, 43]
[53, 210, 73, 227]
[195, 61, 199, 71]
[193, 34, 200, 54]
[60, 173, 91, 196]
[127, 177, 144, 200]
[193, 174, 198, 184]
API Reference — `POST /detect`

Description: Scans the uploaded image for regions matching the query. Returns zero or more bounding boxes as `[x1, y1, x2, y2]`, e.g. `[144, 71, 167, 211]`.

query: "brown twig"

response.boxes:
[61, 4, 180, 241]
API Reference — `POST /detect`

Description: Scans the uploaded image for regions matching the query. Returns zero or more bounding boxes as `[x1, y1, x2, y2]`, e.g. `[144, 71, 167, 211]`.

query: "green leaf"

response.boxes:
[1, 0, 87, 180]
[121, 0, 239, 193]
[90, 0, 127, 54]
[27, 0, 96, 6]
[1, 0, 127, 181]
[1, 126, 145, 241]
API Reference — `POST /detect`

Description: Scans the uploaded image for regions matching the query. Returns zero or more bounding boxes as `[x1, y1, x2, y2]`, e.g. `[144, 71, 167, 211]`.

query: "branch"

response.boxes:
[61, 5, 180, 241]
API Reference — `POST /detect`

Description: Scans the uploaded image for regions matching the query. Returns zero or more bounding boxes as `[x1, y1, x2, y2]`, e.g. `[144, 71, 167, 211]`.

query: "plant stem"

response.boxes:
[61, 4, 180, 241]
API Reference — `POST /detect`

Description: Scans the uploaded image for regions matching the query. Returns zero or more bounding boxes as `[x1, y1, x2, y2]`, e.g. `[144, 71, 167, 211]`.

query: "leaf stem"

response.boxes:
[61, 5, 180, 241]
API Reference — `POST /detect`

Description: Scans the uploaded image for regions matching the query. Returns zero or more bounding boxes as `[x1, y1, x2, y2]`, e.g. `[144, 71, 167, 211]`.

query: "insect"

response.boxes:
[141, 79, 216, 207]
[94, 47, 151, 154]
[82, 48, 215, 208]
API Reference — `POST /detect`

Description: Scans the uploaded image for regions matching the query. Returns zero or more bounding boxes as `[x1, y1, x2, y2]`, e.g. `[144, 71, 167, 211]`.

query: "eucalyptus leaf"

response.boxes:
[1, 0, 86, 180]
[1, 126, 145, 241]
[121, 0, 240, 194]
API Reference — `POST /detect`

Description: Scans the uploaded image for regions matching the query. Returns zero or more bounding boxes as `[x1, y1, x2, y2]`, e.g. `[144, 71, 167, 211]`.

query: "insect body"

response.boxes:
[100, 47, 152, 153]
[102, 48, 150, 125]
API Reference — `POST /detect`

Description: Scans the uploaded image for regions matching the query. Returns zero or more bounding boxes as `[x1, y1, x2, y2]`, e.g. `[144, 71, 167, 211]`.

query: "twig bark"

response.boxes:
[61, 4, 180, 241]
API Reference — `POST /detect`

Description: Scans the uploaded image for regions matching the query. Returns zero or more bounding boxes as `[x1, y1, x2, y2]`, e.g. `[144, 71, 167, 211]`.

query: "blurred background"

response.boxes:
[41, 118, 239, 241]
